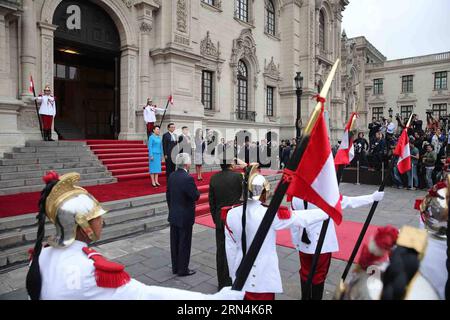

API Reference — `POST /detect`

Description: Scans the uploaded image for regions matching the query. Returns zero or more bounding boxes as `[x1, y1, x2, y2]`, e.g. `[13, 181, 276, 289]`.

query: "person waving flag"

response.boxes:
[393, 126, 411, 174]
[335, 112, 358, 166]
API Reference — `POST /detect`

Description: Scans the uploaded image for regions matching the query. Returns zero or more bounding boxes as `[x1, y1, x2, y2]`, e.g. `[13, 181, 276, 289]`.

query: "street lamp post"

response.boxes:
[388, 107, 393, 118]
[295, 72, 304, 140]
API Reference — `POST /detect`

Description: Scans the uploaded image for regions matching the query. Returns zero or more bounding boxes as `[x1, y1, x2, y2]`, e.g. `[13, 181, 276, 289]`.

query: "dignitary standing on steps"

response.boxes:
[148, 125, 163, 188]
[163, 123, 179, 178]
[143, 98, 165, 138]
[26, 171, 244, 300]
[290, 191, 385, 300]
[208, 161, 244, 290]
[34, 85, 56, 141]
[166, 153, 200, 277]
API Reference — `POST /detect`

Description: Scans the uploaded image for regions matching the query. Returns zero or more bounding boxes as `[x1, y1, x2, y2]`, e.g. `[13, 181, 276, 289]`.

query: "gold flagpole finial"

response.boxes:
[303, 59, 341, 135]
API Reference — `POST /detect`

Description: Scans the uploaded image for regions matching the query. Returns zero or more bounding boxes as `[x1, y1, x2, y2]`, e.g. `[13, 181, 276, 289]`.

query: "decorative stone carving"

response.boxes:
[140, 21, 152, 33]
[176, 0, 188, 33]
[200, 31, 220, 59]
[230, 29, 260, 84]
[42, 37, 53, 89]
[264, 57, 281, 80]
[122, 0, 134, 8]
[19, 110, 40, 130]
[128, 55, 136, 129]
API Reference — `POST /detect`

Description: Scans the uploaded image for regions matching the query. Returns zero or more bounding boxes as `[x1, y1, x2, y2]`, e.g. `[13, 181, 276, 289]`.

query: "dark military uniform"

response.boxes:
[209, 169, 243, 289]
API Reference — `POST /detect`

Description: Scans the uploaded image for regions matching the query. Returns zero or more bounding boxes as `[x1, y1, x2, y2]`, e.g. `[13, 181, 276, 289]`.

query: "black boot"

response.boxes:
[47, 130, 54, 141]
[43, 130, 48, 141]
[300, 280, 310, 300]
[311, 282, 325, 300]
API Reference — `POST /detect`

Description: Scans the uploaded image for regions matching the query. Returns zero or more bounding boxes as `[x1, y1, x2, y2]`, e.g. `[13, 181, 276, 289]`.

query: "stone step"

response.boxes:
[0, 176, 116, 195]
[3, 151, 94, 160]
[0, 160, 102, 174]
[24, 141, 87, 147]
[0, 155, 98, 166]
[0, 213, 169, 268]
[12, 146, 90, 153]
[0, 166, 107, 181]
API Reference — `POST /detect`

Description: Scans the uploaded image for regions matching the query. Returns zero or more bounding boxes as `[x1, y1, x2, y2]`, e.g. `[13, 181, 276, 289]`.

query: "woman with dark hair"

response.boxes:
[194, 128, 206, 181]
[148, 125, 163, 187]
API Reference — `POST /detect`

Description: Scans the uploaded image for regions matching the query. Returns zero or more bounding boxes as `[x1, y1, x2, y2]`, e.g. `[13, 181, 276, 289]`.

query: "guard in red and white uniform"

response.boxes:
[143, 97, 165, 137]
[34, 85, 56, 141]
[290, 191, 384, 300]
[224, 165, 329, 300]
[26, 171, 244, 300]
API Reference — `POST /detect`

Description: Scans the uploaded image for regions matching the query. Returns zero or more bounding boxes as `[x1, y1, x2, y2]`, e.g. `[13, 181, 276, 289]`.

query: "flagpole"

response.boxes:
[231, 59, 340, 291]
[159, 96, 171, 128]
[30, 76, 44, 140]
[340, 113, 414, 282]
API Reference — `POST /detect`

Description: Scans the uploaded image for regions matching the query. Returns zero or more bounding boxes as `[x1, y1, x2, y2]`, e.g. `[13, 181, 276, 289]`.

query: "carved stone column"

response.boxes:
[39, 22, 58, 92]
[20, 0, 37, 98]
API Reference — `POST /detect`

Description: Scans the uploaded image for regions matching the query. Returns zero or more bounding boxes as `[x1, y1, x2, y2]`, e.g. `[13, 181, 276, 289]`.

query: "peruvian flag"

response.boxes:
[29, 76, 35, 94]
[168, 95, 174, 105]
[286, 107, 343, 225]
[393, 128, 411, 174]
[335, 112, 357, 166]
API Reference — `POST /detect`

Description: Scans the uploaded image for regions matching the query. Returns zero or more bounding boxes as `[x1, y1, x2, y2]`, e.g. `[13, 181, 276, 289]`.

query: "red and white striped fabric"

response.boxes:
[168, 95, 174, 105]
[334, 112, 357, 166]
[286, 105, 343, 225]
[29, 76, 35, 94]
[393, 128, 411, 174]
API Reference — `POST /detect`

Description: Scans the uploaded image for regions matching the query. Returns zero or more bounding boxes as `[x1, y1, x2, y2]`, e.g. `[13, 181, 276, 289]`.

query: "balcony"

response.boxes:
[235, 109, 256, 122]
[1, 0, 22, 9]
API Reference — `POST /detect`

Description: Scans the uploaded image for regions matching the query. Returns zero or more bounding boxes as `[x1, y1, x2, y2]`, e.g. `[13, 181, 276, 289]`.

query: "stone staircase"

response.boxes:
[0, 173, 282, 271]
[0, 141, 116, 195]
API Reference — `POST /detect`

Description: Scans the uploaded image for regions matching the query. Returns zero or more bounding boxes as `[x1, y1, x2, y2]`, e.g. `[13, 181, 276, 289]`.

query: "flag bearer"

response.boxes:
[34, 85, 56, 141]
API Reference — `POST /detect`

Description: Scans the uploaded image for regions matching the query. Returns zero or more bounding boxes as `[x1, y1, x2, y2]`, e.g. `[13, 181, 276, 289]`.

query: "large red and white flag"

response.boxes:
[335, 112, 357, 166]
[286, 107, 343, 225]
[29, 76, 35, 94]
[393, 128, 411, 174]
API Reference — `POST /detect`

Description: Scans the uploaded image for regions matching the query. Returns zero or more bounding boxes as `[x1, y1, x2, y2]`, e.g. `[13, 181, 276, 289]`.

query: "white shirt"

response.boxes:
[143, 105, 164, 123]
[290, 194, 377, 254]
[37, 240, 244, 300]
[419, 236, 448, 300]
[225, 200, 328, 293]
[36, 95, 56, 116]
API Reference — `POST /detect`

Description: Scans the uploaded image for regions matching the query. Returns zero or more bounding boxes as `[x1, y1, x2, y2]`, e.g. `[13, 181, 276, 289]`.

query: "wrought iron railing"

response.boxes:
[1, 0, 22, 8]
[236, 109, 256, 122]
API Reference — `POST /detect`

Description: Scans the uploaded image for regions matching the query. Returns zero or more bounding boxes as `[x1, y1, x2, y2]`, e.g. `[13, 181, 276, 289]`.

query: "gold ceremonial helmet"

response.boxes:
[45, 173, 107, 247]
[247, 164, 270, 201]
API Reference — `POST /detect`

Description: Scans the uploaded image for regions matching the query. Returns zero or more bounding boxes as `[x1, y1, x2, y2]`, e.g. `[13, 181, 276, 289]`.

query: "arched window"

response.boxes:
[237, 60, 248, 117]
[266, 0, 275, 36]
[319, 10, 326, 52]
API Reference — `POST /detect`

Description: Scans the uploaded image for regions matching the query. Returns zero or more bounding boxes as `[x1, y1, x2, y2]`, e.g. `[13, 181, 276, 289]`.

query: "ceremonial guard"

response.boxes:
[290, 191, 385, 300]
[34, 85, 56, 141]
[26, 171, 244, 300]
[143, 97, 165, 137]
[336, 180, 449, 300]
[223, 164, 330, 300]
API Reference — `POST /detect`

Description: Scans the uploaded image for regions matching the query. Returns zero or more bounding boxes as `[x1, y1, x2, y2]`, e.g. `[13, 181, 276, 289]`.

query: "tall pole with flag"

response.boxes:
[340, 113, 414, 282]
[231, 60, 342, 291]
[159, 95, 173, 128]
[29, 76, 44, 140]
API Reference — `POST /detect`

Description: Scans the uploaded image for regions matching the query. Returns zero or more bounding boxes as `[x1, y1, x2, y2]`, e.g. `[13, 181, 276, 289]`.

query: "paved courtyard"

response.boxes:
[0, 183, 424, 300]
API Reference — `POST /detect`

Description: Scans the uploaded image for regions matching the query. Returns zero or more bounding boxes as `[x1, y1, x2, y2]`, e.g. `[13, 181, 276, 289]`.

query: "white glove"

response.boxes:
[208, 287, 245, 300]
[372, 191, 384, 202]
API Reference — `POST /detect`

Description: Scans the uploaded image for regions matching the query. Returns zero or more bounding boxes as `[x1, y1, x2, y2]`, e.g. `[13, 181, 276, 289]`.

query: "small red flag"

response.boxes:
[393, 129, 411, 174]
[29, 76, 34, 94]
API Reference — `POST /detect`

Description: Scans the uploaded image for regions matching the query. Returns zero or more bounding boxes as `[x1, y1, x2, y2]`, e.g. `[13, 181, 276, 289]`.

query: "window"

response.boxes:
[435, 71, 448, 90]
[54, 64, 79, 80]
[236, 0, 249, 22]
[202, 0, 215, 5]
[55, 64, 66, 79]
[319, 10, 326, 52]
[373, 79, 383, 95]
[265, 0, 275, 36]
[372, 107, 383, 120]
[201, 71, 213, 110]
[401, 106, 413, 121]
[402, 75, 414, 93]
[266, 86, 274, 116]
[433, 104, 447, 118]
[237, 60, 248, 115]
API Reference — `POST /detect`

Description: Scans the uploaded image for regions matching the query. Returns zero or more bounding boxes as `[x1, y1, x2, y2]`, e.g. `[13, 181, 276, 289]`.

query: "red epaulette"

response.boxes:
[221, 204, 242, 243]
[414, 199, 423, 211]
[261, 204, 291, 220]
[82, 247, 131, 289]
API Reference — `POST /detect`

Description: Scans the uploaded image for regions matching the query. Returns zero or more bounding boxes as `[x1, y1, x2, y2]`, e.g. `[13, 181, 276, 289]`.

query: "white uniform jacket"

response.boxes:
[225, 200, 328, 293]
[37, 240, 244, 300]
[290, 194, 379, 254]
[36, 95, 56, 116]
[419, 236, 448, 300]
[143, 105, 165, 123]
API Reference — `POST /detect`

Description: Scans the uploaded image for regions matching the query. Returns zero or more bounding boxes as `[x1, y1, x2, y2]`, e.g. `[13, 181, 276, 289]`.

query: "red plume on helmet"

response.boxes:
[358, 225, 399, 270]
[42, 171, 60, 184]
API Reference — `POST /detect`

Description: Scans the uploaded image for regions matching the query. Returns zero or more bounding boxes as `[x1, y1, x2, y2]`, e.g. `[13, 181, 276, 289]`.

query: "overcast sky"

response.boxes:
[342, 0, 450, 60]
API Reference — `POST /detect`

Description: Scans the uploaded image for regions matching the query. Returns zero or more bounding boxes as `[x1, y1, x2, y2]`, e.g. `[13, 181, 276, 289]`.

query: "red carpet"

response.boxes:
[0, 172, 215, 218]
[195, 214, 380, 263]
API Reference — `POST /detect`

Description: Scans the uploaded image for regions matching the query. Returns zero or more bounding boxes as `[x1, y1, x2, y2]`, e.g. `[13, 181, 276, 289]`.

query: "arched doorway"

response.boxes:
[52, 0, 121, 139]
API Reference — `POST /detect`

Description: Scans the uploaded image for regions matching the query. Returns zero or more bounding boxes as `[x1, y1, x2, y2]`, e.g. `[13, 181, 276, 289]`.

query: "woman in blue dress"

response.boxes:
[148, 125, 163, 187]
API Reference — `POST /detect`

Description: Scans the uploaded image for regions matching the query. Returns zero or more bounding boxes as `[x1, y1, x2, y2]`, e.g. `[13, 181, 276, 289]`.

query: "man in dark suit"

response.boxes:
[208, 160, 244, 289]
[166, 153, 200, 276]
[163, 123, 179, 177]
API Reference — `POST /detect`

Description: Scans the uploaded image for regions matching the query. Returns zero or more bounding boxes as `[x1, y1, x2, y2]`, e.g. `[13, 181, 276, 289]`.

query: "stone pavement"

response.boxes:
[0, 183, 425, 300]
